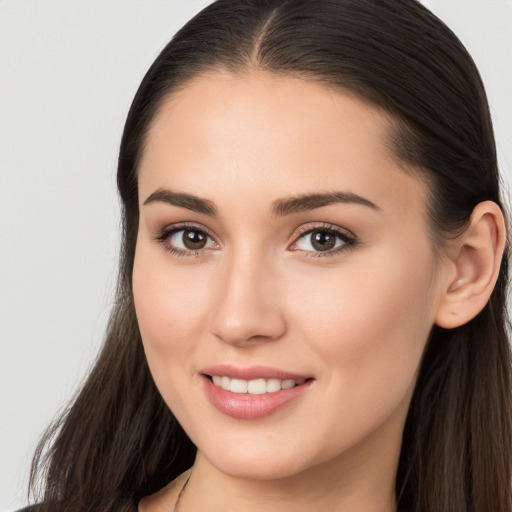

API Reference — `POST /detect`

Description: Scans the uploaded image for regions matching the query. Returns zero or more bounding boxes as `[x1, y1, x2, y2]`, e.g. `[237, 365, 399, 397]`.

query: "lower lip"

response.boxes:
[202, 376, 312, 419]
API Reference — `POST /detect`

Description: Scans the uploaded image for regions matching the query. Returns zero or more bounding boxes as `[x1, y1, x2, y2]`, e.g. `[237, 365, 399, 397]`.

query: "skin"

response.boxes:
[134, 70, 453, 512]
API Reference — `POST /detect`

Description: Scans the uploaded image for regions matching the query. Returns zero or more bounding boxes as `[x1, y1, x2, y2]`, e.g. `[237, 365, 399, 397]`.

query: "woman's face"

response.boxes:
[133, 70, 448, 481]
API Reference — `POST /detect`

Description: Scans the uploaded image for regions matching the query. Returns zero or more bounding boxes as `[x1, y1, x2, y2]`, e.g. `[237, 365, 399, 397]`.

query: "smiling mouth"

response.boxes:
[202, 370, 314, 418]
[206, 375, 310, 395]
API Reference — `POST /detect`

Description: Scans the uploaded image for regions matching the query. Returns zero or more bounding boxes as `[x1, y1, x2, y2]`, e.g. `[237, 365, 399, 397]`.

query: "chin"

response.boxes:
[196, 437, 321, 481]
[212, 456, 308, 481]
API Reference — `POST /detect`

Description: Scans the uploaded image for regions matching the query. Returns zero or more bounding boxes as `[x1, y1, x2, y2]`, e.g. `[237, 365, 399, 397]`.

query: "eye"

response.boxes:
[155, 225, 219, 255]
[170, 229, 214, 250]
[290, 225, 356, 255]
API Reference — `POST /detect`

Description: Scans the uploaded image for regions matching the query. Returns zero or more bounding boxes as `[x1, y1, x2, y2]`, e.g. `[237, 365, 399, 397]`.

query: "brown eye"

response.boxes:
[164, 227, 218, 254]
[310, 230, 336, 251]
[183, 230, 207, 250]
[291, 226, 355, 255]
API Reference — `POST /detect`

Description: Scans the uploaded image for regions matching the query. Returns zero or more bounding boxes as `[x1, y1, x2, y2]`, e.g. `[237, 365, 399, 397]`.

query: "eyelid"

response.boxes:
[288, 222, 357, 256]
[154, 222, 220, 256]
[158, 221, 218, 241]
[291, 222, 356, 240]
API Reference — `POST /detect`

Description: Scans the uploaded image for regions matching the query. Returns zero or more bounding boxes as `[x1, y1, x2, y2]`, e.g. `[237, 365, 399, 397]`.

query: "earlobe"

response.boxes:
[435, 201, 506, 329]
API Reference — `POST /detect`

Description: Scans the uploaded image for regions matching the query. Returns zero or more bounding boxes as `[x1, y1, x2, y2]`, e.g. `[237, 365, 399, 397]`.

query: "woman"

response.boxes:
[26, 0, 511, 511]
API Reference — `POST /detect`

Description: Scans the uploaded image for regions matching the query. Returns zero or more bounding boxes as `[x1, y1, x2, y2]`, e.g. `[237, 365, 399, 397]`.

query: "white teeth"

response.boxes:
[210, 376, 305, 394]
[230, 378, 248, 393]
[266, 378, 282, 393]
[247, 378, 267, 395]
[281, 379, 296, 389]
[220, 376, 230, 390]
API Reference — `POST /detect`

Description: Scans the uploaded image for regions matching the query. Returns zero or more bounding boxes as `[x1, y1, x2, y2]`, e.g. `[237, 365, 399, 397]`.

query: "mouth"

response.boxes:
[206, 375, 308, 395]
[200, 366, 314, 419]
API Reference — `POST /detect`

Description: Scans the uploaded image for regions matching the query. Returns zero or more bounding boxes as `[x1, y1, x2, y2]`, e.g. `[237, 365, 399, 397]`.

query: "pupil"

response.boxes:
[311, 230, 336, 251]
[183, 230, 206, 250]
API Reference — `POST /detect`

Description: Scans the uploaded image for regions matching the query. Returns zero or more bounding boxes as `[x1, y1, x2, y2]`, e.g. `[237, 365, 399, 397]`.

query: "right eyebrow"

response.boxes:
[142, 188, 217, 216]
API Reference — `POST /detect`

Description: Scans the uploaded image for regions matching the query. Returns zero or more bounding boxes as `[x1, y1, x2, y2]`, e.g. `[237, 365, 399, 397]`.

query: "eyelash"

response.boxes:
[154, 222, 357, 259]
[290, 222, 357, 258]
[154, 223, 217, 258]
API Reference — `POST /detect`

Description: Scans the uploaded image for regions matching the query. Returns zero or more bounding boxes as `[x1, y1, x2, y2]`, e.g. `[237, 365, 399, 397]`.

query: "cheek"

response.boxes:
[290, 244, 437, 390]
[281, 247, 438, 450]
[132, 244, 210, 364]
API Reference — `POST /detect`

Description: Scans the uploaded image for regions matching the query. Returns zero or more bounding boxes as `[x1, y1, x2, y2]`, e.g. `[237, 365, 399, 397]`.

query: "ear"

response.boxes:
[435, 201, 507, 329]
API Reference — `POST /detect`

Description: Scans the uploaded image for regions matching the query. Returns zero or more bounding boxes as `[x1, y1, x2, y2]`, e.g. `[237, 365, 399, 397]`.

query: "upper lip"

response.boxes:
[201, 364, 312, 381]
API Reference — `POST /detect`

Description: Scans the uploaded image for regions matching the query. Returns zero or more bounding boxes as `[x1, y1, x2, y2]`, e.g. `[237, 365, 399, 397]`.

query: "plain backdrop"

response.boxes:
[1, 1, 510, 510]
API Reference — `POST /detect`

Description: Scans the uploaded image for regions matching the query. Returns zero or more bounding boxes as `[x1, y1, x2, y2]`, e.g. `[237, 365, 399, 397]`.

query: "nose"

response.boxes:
[209, 252, 287, 346]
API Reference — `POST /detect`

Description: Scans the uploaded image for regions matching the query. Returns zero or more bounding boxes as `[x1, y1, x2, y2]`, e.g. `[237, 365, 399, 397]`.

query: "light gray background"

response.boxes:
[1, 1, 510, 510]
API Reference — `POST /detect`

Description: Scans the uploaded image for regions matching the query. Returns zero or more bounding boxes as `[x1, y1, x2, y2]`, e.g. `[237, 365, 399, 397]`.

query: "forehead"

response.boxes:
[138, 69, 427, 219]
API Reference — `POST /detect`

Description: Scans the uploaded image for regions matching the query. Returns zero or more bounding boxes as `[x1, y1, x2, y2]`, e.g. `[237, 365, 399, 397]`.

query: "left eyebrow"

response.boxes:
[271, 191, 381, 216]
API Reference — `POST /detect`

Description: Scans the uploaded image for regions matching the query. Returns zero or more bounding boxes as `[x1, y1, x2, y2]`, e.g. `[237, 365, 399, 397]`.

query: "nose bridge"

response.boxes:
[209, 245, 285, 345]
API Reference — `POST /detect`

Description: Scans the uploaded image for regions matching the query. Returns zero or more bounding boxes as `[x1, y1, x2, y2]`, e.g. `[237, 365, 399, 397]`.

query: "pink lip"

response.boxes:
[201, 364, 310, 381]
[200, 365, 314, 420]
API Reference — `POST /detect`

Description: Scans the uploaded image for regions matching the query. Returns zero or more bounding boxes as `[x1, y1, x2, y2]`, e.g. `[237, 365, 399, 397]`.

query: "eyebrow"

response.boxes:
[271, 191, 380, 216]
[143, 188, 217, 216]
[142, 188, 380, 217]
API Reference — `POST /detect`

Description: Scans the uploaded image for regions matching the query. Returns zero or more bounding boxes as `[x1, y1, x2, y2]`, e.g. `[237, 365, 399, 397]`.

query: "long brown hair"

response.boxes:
[29, 1, 511, 511]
